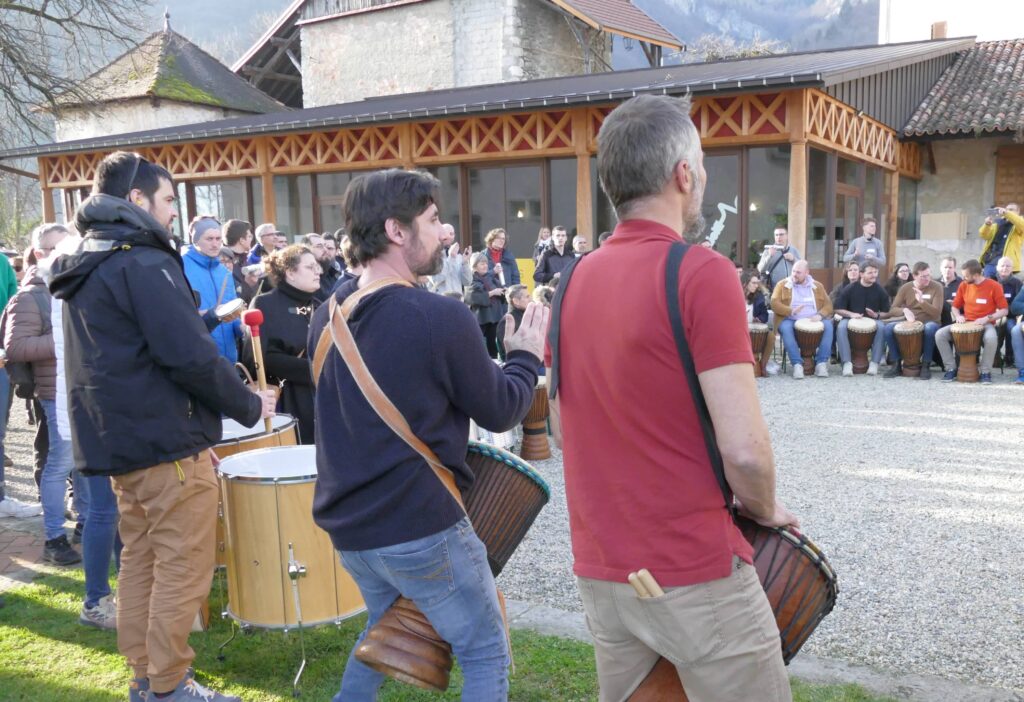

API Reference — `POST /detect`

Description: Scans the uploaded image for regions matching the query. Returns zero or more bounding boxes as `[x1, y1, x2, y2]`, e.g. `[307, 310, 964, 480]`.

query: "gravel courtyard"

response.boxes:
[3, 369, 1021, 695]
[497, 370, 1024, 696]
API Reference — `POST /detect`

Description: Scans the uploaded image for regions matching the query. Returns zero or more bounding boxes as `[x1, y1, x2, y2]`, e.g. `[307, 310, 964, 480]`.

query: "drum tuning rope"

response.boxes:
[287, 541, 308, 697]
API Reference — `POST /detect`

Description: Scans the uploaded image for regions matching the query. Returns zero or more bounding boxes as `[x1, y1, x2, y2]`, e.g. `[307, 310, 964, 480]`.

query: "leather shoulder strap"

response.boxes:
[664, 242, 732, 510]
[545, 254, 585, 399]
[313, 278, 465, 509]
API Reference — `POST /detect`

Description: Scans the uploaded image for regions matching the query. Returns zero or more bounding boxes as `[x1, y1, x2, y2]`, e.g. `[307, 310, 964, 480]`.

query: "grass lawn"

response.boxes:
[0, 569, 893, 701]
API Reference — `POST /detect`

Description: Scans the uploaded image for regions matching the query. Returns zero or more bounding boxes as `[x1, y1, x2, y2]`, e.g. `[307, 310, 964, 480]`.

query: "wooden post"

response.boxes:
[257, 137, 277, 224]
[786, 91, 808, 256]
[39, 159, 56, 223]
[572, 109, 594, 247]
[887, 172, 899, 267]
[398, 122, 415, 170]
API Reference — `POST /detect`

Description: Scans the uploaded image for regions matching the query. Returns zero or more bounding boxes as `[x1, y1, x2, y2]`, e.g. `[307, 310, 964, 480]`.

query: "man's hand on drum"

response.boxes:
[904, 309, 916, 323]
[955, 313, 966, 324]
[865, 308, 878, 319]
[810, 314, 822, 323]
[504, 301, 550, 363]
[255, 389, 277, 419]
[847, 312, 863, 319]
[736, 498, 800, 530]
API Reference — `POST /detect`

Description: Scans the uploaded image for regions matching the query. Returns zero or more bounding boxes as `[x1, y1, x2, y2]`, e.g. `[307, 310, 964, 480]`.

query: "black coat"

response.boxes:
[467, 272, 505, 325]
[246, 281, 316, 444]
[49, 194, 261, 476]
[314, 261, 342, 307]
[533, 246, 575, 284]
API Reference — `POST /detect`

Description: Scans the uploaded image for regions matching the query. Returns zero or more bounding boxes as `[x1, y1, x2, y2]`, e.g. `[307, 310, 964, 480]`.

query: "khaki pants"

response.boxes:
[578, 558, 791, 702]
[935, 322, 998, 373]
[112, 453, 217, 693]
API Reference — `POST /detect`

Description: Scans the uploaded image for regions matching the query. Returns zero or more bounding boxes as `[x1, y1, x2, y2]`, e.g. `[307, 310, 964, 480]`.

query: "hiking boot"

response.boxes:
[918, 366, 932, 380]
[43, 535, 81, 566]
[980, 372, 992, 384]
[154, 675, 240, 701]
[942, 369, 956, 382]
[80, 594, 116, 630]
[842, 362, 853, 377]
[883, 362, 902, 378]
[0, 496, 43, 519]
[867, 361, 879, 376]
[792, 364, 804, 379]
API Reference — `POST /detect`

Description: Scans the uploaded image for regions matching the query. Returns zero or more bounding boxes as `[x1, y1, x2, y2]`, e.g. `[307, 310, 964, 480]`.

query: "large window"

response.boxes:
[898, 176, 919, 240]
[806, 148, 830, 269]
[591, 158, 617, 242]
[549, 158, 577, 238]
[701, 151, 741, 262]
[747, 146, 791, 264]
[428, 165, 461, 237]
[467, 164, 542, 259]
[315, 171, 355, 234]
[273, 175, 313, 240]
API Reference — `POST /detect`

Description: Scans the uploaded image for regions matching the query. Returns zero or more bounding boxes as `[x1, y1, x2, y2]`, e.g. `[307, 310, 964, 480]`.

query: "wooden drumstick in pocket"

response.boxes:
[637, 569, 665, 597]
[628, 571, 650, 598]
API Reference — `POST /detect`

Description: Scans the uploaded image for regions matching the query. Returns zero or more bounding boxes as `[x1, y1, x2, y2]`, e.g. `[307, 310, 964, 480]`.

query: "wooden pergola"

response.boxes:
[36, 87, 921, 271]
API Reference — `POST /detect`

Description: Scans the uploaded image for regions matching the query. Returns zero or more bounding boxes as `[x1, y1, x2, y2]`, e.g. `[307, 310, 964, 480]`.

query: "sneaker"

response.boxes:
[0, 497, 44, 519]
[1016, 369, 1024, 384]
[156, 675, 240, 702]
[919, 366, 932, 380]
[942, 369, 957, 382]
[42, 535, 82, 566]
[867, 361, 879, 376]
[792, 364, 804, 379]
[814, 362, 828, 377]
[980, 372, 992, 384]
[842, 362, 853, 377]
[884, 363, 901, 378]
[71, 522, 84, 545]
[79, 594, 116, 630]
[129, 677, 149, 702]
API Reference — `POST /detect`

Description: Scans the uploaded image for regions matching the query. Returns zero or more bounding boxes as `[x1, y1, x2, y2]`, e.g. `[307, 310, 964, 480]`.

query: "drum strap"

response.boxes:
[546, 255, 585, 400]
[664, 242, 733, 511]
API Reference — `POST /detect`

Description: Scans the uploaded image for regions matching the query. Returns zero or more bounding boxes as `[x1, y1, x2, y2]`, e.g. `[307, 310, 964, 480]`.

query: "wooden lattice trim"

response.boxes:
[267, 127, 403, 171]
[897, 142, 922, 180]
[805, 89, 905, 171]
[411, 110, 575, 162]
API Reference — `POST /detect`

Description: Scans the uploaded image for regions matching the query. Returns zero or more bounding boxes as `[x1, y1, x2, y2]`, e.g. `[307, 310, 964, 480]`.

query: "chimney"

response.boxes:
[931, 21, 947, 40]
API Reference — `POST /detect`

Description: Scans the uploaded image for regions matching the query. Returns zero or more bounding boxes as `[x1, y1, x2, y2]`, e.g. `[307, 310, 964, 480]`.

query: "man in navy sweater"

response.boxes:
[308, 169, 548, 701]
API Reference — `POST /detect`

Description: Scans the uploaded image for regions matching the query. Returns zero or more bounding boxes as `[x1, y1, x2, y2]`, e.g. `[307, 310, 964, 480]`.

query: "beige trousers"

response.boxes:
[578, 558, 791, 702]
[112, 453, 217, 693]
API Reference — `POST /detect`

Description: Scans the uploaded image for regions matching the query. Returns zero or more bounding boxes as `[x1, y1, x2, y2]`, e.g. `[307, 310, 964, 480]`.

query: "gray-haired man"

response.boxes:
[428, 223, 472, 294]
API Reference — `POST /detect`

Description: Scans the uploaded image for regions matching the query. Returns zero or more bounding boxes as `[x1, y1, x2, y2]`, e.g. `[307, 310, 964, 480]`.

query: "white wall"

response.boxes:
[55, 101, 250, 142]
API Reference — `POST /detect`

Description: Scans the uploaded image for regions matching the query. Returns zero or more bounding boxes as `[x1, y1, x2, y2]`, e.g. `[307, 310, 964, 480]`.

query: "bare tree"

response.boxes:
[683, 33, 787, 64]
[0, 0, 152, 145]
[0, 170, 41, 248]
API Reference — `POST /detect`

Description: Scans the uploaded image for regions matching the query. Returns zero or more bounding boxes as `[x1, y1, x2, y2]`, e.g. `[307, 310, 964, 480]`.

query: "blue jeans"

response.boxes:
[1011, 323, 1024, 370]
[39, 399, 74, 541]
[335, 517, 509, 701]
[778, 318, 833, 367]
[0, 367, 8, 500]
[79, 474, 122, 607]
[884, 321, 939, 364]
[837, 318, 886, 364]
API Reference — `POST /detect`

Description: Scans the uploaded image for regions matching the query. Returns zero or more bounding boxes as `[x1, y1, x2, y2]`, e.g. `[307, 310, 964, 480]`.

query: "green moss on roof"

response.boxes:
[151, 51, 228, 107]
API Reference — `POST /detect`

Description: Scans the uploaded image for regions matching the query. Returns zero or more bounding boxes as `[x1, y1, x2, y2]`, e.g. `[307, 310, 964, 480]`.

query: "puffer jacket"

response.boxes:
[183, 246, 242, 363]
[3, 270, 56, 401]
[49, 194, 261, 476]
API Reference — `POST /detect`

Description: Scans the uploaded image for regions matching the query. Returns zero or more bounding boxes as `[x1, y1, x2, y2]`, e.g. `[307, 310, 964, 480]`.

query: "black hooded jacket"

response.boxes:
[49, 194, 262, 476]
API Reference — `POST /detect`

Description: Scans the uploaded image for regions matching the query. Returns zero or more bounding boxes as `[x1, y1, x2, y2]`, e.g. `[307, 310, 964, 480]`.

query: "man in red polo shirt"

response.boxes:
[546, 94, 797, 702]
[934, 258, 1008, 383]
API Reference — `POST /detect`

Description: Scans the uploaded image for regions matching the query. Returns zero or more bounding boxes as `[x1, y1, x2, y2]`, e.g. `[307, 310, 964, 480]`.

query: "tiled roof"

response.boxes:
[904, 39, 1024, 137]
[549, 0, 682, 50]
[54, 29, 285, 114]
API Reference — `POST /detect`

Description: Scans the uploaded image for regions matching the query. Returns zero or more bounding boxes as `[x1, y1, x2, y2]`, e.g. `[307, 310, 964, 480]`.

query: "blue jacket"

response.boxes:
[485, 247, 520, 286]
[1011, 285, 1024, 318]
[183, 247, 242, 363]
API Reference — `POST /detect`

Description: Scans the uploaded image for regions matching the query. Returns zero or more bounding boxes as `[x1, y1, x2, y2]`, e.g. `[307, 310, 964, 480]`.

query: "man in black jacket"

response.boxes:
[50, 152, 275, 702]
[533, 225, 574, 284]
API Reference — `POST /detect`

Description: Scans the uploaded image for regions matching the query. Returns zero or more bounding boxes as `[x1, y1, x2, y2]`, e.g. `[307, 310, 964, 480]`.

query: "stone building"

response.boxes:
[50, 21, 284, 143]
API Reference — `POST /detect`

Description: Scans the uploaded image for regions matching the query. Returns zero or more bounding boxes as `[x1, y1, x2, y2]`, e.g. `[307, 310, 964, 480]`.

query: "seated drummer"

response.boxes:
[741, 269, 773, 370]
[993, 257, 1022, 368]
[833, 262, 890, 376]
[881, 262, 943, 379]
[934, 259, 1008, 384]
[938, 256, 962, 327]
[770, 260, 833, 379]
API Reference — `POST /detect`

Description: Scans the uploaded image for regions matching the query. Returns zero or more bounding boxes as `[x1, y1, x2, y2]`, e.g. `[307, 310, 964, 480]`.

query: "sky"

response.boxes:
[882, 0, 1024, 42]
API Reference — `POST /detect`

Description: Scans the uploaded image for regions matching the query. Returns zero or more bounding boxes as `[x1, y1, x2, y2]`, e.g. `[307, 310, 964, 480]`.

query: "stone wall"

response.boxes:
[55, 101, 249, 142]
[302, 0, 456, 107]
[906, 135, 1018, 270]
[302, 0, 608, 107]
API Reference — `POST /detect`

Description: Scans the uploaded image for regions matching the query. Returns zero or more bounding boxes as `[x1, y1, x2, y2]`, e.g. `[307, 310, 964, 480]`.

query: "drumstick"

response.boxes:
[637, 569, 665, 597]
[627, 572, 651, 598]
[241, 309, 273, 433]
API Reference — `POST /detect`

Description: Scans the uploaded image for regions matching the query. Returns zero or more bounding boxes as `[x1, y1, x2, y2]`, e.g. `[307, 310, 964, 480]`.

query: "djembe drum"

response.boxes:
[794, 319, 824, 375]
[628, 517, 839, 700]
[520, 377, 550, 460]
[354, 442, 550, 691]
[748, 323, 771, 377]
[951, 322, 984, 382]
[894, 321, 924, 377]
[847, 317, 877, 374]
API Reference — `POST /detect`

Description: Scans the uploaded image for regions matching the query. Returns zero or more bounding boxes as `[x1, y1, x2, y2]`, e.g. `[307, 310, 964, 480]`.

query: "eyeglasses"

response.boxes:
[125, 153, 148, 200]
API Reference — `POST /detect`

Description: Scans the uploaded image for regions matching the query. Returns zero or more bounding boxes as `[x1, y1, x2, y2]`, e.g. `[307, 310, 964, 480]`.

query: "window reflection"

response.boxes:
[747, 146, 791, 265]
[702, 152, 740, 262]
